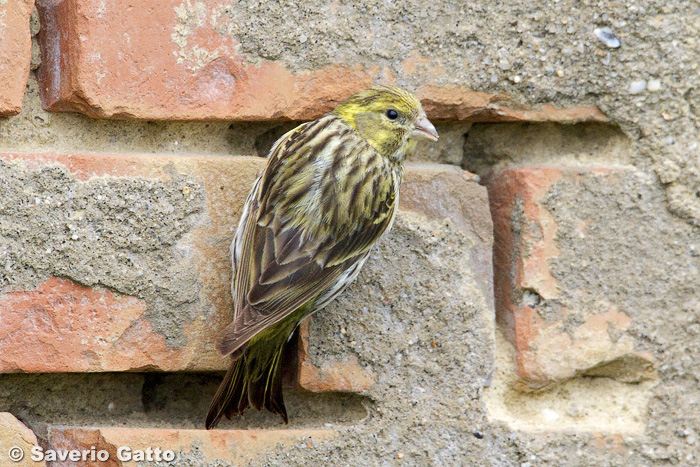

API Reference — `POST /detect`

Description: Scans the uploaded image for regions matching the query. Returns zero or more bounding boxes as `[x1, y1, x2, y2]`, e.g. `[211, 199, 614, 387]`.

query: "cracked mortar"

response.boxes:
[0, 158, 206, 346]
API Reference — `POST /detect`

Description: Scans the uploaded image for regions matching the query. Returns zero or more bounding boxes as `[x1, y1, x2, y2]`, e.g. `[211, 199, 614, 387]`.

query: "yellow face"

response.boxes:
[333, 86, 438, 159]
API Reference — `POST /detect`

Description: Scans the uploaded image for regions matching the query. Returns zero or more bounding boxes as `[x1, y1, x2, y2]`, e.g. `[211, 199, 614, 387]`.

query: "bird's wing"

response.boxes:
[217, 117, 398, 357]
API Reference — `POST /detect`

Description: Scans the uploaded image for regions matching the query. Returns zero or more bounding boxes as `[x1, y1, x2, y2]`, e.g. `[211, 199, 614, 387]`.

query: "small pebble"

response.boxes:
[628, 80, 647, 94]
[594, 27, 621, 48]
[647, 79, 662, 92]
[397, 453, 404, 460]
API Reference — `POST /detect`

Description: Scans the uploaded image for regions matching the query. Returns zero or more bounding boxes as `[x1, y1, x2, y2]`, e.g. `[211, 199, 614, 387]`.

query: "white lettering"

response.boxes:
[30, 446, 44, 462]
[28, 445, 169, 463]
[117, 446, 131, 461]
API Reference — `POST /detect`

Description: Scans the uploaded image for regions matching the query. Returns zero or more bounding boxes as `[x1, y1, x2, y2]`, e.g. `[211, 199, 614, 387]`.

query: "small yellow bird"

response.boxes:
[206, 85, 438, 429]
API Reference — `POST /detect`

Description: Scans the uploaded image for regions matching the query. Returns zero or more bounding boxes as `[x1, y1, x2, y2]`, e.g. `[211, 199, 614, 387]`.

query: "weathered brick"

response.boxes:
[0, 413, 42, 466]
[36, 0, 606, 122]
[0, 0, 33, 116]
[0, 152, 264, 373]
[485, 167, 656, 390]
[297, 319, 374, 393]
[417, 85, 607, 123]
[0, 153, 492, 397]
[44, 426, 336, 466]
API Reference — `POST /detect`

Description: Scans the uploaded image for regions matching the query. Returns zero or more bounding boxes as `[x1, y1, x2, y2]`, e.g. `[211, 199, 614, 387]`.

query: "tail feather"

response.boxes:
[205, 341, 289, 429]
[248, 345, 288, 423]
[206, 356, 247, 430]
[267, 362, 287, 422]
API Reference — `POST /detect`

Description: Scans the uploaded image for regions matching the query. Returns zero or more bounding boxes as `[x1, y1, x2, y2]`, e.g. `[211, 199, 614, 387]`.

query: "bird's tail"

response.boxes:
[205, 334, 288, 429]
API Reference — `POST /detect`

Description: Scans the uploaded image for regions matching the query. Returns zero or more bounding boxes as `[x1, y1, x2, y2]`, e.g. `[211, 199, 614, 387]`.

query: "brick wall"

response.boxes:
[1, 1, 699, 466]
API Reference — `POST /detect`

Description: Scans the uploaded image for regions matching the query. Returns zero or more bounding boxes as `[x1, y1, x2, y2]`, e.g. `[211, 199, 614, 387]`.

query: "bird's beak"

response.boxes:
[410, 115, 439, 142]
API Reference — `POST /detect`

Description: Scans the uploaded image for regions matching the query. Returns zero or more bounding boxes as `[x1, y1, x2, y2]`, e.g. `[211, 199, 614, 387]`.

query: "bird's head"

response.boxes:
[333, 85, 438, 160]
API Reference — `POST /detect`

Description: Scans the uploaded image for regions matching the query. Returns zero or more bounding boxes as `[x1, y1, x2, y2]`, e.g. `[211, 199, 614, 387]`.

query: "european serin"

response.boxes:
[205, 85, 438, 429]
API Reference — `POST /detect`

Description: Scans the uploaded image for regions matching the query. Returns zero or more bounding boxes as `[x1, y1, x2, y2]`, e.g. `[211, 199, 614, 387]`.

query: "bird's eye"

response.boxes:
[385, 109, 399, 121]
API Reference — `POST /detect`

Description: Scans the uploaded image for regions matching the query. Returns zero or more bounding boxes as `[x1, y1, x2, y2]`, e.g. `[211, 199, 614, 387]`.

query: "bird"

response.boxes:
[205, 85, 438, 429]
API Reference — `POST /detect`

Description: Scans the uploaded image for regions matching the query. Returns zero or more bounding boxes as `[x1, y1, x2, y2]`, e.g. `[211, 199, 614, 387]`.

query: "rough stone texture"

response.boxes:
[485, 167, 657, 389]
[0, 413, 42, 466]
[411, 122, 473, 166]
[44, 426, 336, 466]
[464, 122, 635, 174]
[0, 152, 251, 372]
[297, 320, 374, 393]
[480, 164, 700, 464]
[35, 0, 604, 123]
[0, 0, 33, 116]
[485, 331, 654, 433]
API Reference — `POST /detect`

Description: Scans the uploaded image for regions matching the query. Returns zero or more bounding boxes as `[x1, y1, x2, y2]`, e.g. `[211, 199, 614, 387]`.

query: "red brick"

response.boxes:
[416, 84, 608, 123]
[0, 0, 33, 116]
[45, 426, 336, 466]
[0, 277, 148, 372]
[0, 413, 42, 466]
[36, 0, 607, 122]
[484, 167, 654, 389]
[0, 152, 265, 373]
[297, 320, 374, 393]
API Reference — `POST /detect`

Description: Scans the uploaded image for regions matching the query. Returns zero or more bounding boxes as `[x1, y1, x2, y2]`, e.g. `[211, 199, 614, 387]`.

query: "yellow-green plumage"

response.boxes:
[205, 86, 438, 429]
